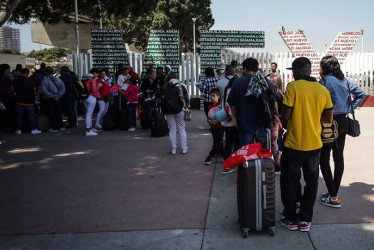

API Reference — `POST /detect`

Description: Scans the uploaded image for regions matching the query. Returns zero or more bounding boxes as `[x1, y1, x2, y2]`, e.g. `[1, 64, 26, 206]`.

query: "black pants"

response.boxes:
[281, 147, 321, 222]
[44, 98, 64, 130]
[207, 128, 223, 160]
[320, 114, 349, 197]
[223, 126, 241, 160]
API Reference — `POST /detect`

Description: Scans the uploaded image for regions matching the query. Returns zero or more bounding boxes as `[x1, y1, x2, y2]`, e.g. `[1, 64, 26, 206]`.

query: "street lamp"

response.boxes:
[361, 29, 364, 54]
[74, 0, 81, 78]
[192, 18, 196, 58]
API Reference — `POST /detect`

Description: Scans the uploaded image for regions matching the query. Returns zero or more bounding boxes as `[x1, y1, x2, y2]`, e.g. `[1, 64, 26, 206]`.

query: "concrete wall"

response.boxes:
[31, 21, 100, 52]
[0, 53, 26, 69]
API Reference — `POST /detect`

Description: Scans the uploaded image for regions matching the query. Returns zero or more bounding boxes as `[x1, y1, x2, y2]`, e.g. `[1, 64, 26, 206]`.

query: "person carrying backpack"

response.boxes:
[227, 57, 276, 148]
[60, 66, 78, 128]
[160, 74, 189, 155]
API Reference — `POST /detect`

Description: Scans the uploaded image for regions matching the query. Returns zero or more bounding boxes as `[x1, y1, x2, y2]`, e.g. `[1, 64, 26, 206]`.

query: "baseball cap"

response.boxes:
[286, 57, 311, 70]
[165, 65, 172, 70]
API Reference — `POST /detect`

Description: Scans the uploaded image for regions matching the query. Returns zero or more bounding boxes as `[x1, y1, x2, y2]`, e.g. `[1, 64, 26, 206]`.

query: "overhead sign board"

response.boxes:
[199, 30, 265, 78]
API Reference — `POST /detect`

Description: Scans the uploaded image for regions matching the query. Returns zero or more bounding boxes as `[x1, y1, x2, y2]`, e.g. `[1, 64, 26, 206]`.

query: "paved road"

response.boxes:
[0, 108, 373, 249]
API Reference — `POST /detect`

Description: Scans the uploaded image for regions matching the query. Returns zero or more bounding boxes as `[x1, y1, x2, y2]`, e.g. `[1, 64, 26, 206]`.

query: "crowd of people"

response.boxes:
[0, 56, 368, 233]
[197, 56, 366, 232]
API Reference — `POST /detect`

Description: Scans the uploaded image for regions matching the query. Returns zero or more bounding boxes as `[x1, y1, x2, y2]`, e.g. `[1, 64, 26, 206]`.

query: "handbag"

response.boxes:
[178, 82, 191, 121]
[321, 120, 338, 143]
[320, 77, 338, 143]
[346, 79, 361, 137]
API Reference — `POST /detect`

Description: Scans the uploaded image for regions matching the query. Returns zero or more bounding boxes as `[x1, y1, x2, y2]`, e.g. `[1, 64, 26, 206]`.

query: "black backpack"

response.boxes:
[72, 80, 89, 100]
[160, 85, 183, 114]
[259, 82, 278, 129]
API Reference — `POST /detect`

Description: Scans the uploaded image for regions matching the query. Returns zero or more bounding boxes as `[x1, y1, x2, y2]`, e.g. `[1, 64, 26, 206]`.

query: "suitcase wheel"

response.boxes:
[268, 227, 275, 236]
[242, 228, 250, 238]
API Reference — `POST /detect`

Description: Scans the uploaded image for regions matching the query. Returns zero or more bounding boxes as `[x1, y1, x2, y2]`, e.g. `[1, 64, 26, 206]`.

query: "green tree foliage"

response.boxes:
[28, 47, 67, 62]
[0, 48, 21, 54]
[6, 0, 214, 52]
[103, 0, 215, 52]
[7, 0, 101, 25]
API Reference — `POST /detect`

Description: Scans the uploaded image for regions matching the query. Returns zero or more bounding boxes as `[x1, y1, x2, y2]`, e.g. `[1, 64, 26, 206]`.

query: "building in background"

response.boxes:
[0, 26, 21, 51]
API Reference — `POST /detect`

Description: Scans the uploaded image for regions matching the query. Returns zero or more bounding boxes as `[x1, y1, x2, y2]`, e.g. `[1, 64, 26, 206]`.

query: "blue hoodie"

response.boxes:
[319, 74, 366, 114]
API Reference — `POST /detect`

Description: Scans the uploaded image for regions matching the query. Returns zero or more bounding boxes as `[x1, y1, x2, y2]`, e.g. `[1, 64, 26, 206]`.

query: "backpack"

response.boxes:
[160, 85, 183, 114]
[259, 82, 278, 129]
[72, 80, 89, 100]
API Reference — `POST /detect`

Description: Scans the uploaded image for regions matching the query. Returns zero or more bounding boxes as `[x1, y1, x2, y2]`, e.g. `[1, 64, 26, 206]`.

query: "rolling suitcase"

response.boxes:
[150, 109, 169, 138]
[237, 157, 276, 237]
[237, 130, 275, 237]
[118, 91, 129, 130]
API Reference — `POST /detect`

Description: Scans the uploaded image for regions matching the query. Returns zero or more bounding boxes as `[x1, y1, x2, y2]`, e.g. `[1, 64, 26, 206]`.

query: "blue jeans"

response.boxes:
[63, 94, 77, 127]
[238, 128, 268, 148]
[16, 105, 36, 130]
[128, 102, 138, 128]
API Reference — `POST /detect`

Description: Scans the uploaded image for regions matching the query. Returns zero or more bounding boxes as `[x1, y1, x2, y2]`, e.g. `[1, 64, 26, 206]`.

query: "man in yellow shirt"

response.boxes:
[280, 57, 333, 232]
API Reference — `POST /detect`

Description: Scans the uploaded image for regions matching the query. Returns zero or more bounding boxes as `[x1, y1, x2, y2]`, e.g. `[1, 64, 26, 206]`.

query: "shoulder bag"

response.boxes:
[320, 76, 338, 143]
[178, 83, 191, 121]
[346, 79, 360, 137]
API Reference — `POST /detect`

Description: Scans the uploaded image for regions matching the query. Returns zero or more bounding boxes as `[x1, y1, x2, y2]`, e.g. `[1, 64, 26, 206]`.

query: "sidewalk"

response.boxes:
[0, 108, 373, 249]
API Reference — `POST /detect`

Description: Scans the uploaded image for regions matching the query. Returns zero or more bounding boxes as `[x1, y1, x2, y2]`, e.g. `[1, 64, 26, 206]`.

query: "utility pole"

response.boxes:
[74, 0, 81, 78]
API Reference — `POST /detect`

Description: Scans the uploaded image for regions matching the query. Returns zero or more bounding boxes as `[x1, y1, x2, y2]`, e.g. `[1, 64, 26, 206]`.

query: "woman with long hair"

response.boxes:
[319, 56, 366, 208]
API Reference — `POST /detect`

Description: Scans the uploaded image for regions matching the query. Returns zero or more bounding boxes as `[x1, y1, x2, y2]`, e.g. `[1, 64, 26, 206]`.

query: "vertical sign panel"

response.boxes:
[144, 30, 180, 75]
[91, 29, 129, 75]
[325, 31, 363, 64]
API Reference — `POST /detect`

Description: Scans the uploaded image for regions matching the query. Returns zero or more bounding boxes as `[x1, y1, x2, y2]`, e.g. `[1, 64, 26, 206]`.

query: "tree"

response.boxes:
[103, 0, 215, 52]
[28, 47, 67, 62]
[0, 0, 19, 27]
[2, 0, 214, 52]
[0, 48, 21, 54]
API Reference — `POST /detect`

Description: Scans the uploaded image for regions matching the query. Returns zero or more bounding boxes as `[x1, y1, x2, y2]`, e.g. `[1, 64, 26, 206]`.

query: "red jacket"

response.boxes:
[123, 84, 140, 103]
[85, 78, 100, 99]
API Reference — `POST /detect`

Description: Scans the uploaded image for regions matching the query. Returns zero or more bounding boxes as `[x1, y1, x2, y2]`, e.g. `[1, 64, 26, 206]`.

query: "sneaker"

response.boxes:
[182, 148, 188, 154]
[14, 130, 21, 135]
[204, 158, 212, 165]
[321, 193, 340, 200]
[86, 130, 98, 136]
[31, 129, 42, 135]
[59, 127, 66, 131]
[221, 167, 238, 175]
[49, 129, 58, 133]
[299, 221, 312, 232]
[321, 193, 329, 199]
[128, 127, 135, 132]
[171, 148, 177, 155]
[320, 196, 341, 208]
[280, 216, 298, 231]
[96, 124, 102, 129]
[92, 128, 98, 133]
[275, 165, 281, 175]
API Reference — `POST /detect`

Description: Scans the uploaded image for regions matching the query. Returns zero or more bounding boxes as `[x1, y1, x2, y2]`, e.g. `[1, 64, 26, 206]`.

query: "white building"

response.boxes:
[0, 26, 21, 52]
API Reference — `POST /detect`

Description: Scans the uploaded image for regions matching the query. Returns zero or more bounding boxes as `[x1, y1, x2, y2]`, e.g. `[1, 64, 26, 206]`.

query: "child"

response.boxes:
[204, 88, 223, 165]
[122, 77, 140, 131]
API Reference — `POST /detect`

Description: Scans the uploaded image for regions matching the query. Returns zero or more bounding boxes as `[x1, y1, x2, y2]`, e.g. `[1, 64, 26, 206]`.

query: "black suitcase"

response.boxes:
[150, 110, 169, 138]
[237, 157, 276, 237]
[102, 102, 116, 131]
[118, 91, 129, 130]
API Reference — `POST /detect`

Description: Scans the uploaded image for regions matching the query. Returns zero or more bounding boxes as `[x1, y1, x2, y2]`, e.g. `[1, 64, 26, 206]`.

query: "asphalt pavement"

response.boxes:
[0, 108, 373, 250]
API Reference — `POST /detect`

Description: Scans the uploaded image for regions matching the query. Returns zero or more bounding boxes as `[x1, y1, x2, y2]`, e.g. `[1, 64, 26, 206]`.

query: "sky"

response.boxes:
[6, 0, 374, 53]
